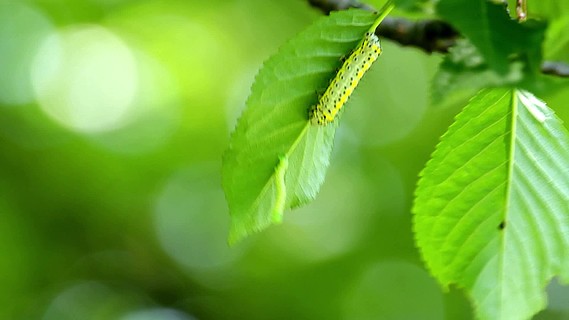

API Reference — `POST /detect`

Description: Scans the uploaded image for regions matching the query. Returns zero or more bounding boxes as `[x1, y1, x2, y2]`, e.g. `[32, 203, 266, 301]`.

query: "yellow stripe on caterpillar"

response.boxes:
[309, 32, 381, 125]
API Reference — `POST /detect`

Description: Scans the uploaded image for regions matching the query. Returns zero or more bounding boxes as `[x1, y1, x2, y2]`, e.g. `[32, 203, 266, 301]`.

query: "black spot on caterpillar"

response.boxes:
[309, 32, 382, 125]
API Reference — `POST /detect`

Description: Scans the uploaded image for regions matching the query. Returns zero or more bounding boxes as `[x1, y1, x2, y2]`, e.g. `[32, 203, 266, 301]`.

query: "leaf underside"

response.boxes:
[431, 0, 548, 107]
[223, 10, 378, 244]
[430, 40, 524, 107]
[414, 88, 569, 320]
[437, 0, 546, 75]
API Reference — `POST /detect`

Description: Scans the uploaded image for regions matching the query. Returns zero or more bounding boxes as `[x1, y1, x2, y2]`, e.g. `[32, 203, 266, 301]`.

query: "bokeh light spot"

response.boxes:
[121, 308, 195, 320]
[269, 158, 403, 262]
[89, 51, 182, 155]
[42, 281, 136, 320]
[0, 3, 53, 106]
[343, 260, 444, 320]
[154, 164, 245, 282]
[224, 67, 258, 131]
[31, 25, 138, 133]
[344, 42, 436, 147]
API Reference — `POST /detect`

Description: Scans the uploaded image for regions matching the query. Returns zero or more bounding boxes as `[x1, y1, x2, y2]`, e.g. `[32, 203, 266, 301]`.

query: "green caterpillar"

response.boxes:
[309, 32, 382, 125]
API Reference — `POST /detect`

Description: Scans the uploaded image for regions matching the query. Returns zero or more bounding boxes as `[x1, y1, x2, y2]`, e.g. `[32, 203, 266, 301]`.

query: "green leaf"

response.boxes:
[544, 16, 569, 61]
[392, 0, 424, 11]
[414, 88, 569, 319]
[430, 37, 569, 110]
[223, 10, 379, 244]
[527, 0, 569, 20]
[437, 0, 546, 74]
[431, 40, 523, 107]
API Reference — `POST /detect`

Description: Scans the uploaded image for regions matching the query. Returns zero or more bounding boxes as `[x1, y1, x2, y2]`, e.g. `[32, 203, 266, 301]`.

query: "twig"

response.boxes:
[541, 61, 569, 78]
[307, 0, 569, 78]
[516, 0, 527, 21]
[307, 0, 374, 14]
[377, 17, 458, 53]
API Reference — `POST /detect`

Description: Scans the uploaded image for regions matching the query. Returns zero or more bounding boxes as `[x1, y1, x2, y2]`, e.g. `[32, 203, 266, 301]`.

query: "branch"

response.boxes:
[541, 61, 569, 78]
[307, 0, 374, 14]
[309, 0, 459, 53]
[377, 17, 458, 53]
[516, 0, 527, 21]
[307, 0, 569, 78]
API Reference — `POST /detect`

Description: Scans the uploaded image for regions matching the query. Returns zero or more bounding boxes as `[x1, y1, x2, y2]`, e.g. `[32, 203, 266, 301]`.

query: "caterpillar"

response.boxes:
[309, 32, 382, 125]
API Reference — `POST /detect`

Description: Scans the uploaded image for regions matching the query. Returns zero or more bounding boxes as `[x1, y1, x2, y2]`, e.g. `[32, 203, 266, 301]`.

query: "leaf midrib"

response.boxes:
[499, 88, 518, 319]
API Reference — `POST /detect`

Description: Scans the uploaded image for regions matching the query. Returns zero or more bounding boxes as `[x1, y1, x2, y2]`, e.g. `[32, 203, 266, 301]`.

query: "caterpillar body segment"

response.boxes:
[309, 32, 381, 125]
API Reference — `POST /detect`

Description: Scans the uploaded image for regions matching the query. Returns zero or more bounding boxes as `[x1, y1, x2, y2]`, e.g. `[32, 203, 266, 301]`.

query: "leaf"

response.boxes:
[223, 10, 379, 244]
[392, 0, 425, 12]
[543, 16, 569, 61]
[430, 36, 569, 110]
[431, 40, 523, 108]
[414, 88, 569, 319]
[437, 0, 546, 74]
[528, 0, 569, 20]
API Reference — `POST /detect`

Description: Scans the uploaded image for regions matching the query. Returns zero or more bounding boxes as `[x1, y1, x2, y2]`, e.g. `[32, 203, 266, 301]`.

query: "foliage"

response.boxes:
[437, 0, 546, 74]
[223, 1, 569, 319]
[3, 0, 569, 319]
[414, 88, 569, 319]
[431, 0, 547, 106]
[222, 10, 379, 244]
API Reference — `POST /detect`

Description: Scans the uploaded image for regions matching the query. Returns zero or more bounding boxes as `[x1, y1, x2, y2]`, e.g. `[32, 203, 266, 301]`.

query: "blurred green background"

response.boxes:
[2, 0, 569, 319]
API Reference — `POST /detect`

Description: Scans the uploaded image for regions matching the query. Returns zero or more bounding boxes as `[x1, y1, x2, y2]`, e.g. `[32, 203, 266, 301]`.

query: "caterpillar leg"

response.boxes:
[308, 105, 326, 125]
